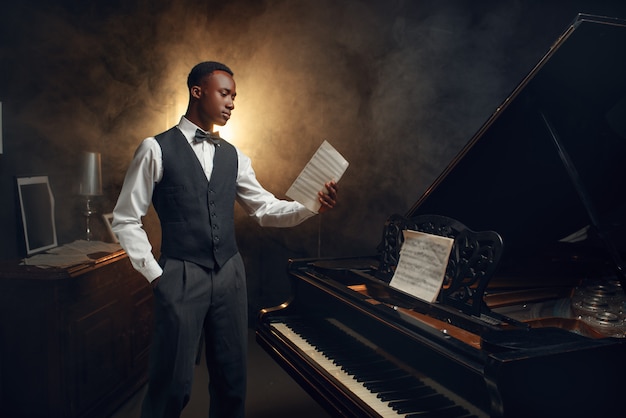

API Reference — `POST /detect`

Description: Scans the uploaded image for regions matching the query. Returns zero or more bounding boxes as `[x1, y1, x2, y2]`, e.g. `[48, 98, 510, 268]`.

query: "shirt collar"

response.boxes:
[177, 116, 214, 144]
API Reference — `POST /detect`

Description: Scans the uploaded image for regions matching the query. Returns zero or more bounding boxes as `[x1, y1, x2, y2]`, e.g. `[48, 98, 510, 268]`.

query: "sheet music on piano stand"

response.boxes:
[389, 229, 453, 303]
[286, 140, 349, 213]
[258, 15, 626, 418]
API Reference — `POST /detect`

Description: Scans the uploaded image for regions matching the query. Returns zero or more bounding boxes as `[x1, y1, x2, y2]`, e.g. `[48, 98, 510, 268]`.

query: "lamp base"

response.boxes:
[83, 197, 97, 241]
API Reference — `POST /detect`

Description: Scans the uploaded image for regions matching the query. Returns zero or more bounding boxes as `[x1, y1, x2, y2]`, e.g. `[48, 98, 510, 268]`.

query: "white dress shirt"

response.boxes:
[112, 116, 315, 282]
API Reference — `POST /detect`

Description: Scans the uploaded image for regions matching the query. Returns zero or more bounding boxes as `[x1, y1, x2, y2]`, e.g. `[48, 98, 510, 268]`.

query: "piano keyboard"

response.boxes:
[272, 318, 483, 418]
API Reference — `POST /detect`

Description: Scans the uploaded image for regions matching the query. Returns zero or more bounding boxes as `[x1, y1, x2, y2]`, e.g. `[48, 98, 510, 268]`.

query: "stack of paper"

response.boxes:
[22, 240, 122, 268]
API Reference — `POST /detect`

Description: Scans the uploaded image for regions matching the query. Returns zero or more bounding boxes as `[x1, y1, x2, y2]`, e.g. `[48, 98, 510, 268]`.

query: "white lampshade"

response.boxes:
[79, 151, 102, 196]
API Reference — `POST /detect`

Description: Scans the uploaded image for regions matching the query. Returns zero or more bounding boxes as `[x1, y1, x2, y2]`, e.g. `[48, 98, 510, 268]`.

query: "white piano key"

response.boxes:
[273, 322, 406, 418]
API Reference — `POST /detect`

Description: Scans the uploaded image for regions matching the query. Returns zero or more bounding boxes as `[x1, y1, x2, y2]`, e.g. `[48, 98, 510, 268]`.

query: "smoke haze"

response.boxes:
[2, 0, 625, 308]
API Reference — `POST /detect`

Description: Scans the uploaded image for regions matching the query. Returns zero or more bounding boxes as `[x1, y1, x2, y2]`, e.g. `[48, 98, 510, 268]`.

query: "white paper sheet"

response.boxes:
[286, 140, 349, 213]
[389, 230, 454, 303]
[22, 240, 122, 268]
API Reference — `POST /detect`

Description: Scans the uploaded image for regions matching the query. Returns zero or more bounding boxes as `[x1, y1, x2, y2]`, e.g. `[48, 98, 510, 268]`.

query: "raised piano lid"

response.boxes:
[407, 14, 626, 283]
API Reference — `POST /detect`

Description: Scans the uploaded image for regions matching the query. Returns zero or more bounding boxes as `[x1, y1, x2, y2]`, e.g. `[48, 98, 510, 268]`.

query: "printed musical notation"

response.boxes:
[389, 229, 453, 303]
[286, 140, 349, 213]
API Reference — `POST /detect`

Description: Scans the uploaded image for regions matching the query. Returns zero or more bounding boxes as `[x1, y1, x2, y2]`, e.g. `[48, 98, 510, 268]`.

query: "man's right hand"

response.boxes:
[151, 276, 161, 289]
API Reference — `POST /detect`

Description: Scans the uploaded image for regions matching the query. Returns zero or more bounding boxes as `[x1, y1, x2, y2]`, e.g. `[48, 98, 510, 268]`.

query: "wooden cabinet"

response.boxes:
[0, 250, 153, 418]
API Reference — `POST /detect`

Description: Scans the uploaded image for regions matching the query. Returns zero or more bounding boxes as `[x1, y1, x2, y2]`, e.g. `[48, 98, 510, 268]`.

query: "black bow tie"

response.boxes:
[194, 129, 221, 145]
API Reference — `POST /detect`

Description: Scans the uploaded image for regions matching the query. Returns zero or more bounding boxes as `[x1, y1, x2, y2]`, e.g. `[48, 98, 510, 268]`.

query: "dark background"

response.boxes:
[2, 0, 625, 320]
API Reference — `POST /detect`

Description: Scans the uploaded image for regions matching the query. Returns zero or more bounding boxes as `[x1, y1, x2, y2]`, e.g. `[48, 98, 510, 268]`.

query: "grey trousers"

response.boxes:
[141, 253, 248, 418]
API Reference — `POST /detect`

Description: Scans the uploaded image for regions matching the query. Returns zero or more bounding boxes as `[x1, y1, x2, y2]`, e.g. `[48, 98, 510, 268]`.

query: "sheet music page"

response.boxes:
[286, 140, 349, 213]
[389, 230, 454, 303]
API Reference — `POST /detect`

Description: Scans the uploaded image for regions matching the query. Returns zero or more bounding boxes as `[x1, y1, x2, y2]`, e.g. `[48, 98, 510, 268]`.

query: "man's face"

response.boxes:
[194, 70, 236, 127]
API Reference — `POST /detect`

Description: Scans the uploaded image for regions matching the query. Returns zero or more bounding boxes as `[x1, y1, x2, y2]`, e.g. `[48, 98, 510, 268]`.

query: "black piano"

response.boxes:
[256, 14, 626, 418]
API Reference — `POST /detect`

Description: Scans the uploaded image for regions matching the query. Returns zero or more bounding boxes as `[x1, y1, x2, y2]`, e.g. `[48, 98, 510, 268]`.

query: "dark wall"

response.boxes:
[1, 0, 625, 315]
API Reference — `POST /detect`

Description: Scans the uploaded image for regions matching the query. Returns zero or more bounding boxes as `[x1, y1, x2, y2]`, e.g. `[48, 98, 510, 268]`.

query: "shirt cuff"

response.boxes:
[135, 258, 163, 283]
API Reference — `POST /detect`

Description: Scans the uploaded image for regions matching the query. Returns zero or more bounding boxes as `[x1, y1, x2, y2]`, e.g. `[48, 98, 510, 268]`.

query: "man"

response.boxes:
[112, 61, 338, 418]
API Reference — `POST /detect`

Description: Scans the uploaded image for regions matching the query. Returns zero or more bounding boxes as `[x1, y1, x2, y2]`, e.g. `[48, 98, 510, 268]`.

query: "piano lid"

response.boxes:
[407, 14, 626, 277]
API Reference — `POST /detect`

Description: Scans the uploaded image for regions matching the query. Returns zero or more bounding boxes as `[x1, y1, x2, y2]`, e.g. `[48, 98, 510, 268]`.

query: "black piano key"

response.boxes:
[341, 359, 393, 374]
[406, 405, 475, 418]
[363, 373, 416, 388]
[334, 352, 382, 364]
[310, 340, 371, 359]
[343, 361, 399, 376]
[333, 355, 380, 366]
[377, 385, 436, 402]
[280, 318, 478, 416]
[327, 348, 382, 363]
[355, 367, 407, 382]
[335, 351, 376, 361]
[322, 345, 368, 355]
[365, 375, 424, 392]
[390, 394, 455, 414]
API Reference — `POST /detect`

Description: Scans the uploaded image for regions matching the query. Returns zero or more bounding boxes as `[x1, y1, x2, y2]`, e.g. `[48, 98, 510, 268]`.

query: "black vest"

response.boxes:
[153, 127, 239, 269]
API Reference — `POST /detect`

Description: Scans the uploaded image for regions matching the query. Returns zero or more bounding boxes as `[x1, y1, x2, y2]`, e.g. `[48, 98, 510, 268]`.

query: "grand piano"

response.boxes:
[256, 14, 626, 417]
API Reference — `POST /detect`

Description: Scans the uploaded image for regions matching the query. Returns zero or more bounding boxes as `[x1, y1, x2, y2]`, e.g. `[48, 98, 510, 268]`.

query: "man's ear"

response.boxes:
[191, 86, 202, 99]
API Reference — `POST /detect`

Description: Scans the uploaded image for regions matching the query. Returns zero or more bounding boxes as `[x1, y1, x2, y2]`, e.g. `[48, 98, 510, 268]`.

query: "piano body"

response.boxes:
[256, 14, 626, 418]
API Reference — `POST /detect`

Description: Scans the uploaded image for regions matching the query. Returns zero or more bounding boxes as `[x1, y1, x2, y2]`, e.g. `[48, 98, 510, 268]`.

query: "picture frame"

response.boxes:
[102, 212, 118, 243]
[16, 176, 58, 256]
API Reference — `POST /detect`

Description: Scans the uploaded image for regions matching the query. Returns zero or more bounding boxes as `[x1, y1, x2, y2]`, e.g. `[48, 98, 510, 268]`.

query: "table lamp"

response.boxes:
[78, 151, 102, 241]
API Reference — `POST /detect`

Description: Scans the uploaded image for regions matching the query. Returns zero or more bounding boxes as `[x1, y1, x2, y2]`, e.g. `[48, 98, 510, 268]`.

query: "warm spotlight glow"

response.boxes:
[164, 90, 241, 146]
[158, 72, 268, 154]
[216, 121, 236, 143]
[164, 93, 189, 130]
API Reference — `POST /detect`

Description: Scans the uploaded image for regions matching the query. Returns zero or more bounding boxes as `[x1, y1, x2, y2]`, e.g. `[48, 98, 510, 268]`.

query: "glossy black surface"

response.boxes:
[257, 14, 626, 418]
[409, 14, 626, 280]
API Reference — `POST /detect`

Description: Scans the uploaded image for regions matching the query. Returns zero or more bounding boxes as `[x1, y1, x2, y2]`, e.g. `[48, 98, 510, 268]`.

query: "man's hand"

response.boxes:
[151, 276, 161, 289]
[318, 181, 338, 214]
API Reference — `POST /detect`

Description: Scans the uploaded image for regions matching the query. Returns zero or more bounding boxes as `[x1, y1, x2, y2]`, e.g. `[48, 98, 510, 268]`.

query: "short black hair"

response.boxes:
[187, 61, 234, 89]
